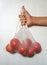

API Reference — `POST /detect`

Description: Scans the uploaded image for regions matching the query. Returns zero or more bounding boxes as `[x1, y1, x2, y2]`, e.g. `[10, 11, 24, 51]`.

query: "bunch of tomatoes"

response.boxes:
[6, 38, 42, 57]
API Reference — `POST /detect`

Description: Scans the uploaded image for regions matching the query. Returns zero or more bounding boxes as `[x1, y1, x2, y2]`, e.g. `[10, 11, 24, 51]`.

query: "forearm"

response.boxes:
[32, 16, 47, 26]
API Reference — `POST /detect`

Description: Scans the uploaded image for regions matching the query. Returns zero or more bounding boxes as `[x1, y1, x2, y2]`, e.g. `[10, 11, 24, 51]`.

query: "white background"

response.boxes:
[0, 0, 47, 65]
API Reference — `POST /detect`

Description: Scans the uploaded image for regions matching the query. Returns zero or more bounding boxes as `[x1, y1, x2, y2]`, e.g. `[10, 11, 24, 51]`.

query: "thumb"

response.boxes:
[22, 6, 29, 18]
[22, 6, 27, 15]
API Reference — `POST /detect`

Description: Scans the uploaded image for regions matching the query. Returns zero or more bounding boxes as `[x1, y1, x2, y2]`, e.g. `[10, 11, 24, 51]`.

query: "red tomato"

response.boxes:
[10, 38, 20, 50]
[6, 44, 16, 53]
[23, 38, 32, 48]
[27, 46, 34, 57]
[18, 44, 28, 56]
[33, 42, 42, 53]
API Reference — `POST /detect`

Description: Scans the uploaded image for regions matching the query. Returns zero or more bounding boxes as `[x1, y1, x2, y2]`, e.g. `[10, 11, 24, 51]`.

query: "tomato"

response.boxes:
[10, 38, 20, 50]
[6, 44, 16, 53]
[33, 42, 42, 53]
[27, 46, 34, 57]
[23, 38, 32, 48]
[18, 44, 28, 56]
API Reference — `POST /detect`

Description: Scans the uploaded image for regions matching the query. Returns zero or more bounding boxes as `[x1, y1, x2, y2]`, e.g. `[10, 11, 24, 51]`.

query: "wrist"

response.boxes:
[31, 16, 36, 25]
[31, 16, 38, 25]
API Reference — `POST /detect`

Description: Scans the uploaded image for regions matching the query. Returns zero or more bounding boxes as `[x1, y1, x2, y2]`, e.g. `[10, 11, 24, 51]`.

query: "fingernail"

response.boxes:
[22, 6, 24, 9]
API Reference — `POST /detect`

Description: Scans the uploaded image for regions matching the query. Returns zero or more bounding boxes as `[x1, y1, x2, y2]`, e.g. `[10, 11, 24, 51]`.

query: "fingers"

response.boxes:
[19, 15, 26, 25]
[19, 15, 25, 20]
[19, 6, 28, 26]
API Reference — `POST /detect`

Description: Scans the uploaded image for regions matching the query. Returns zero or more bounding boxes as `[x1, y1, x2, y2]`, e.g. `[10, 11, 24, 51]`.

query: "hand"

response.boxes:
[19, 6, 34, 27]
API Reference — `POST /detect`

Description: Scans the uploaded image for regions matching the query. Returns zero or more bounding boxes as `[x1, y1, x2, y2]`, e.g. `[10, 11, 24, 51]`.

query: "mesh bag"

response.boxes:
[6, 24, 42, 57]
